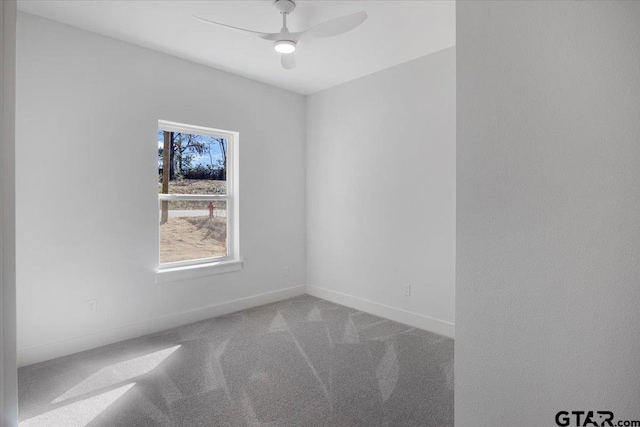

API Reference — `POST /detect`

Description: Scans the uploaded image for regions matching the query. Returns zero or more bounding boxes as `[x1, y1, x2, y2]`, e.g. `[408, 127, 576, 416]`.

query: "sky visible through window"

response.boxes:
[157, 129, 226, 171]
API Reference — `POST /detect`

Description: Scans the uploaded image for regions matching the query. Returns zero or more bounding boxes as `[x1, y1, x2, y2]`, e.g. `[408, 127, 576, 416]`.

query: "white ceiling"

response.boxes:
[17, 0, 455, 95]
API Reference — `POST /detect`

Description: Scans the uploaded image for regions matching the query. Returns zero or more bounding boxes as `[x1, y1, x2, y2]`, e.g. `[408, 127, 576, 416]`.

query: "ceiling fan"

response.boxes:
[194, 0, 368, 70]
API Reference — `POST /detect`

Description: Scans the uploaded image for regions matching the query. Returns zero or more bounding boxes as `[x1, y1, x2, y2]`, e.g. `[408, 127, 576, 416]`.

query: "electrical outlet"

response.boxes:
[403, 283, 411, 297]
[284, 266, 290, 277]
[87, 299, 97, 313]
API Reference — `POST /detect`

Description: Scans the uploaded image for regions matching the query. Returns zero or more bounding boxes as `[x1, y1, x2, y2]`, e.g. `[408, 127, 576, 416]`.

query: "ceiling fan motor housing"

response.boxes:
[274, 0, 296, 14]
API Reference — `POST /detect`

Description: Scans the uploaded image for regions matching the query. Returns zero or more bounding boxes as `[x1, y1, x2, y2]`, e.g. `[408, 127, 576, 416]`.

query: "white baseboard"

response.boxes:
[306, 285, 455, 339]
[18, 285, 306, 367]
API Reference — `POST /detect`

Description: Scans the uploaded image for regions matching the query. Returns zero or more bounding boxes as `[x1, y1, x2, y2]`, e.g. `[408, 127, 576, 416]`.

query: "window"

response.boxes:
[157, 120, 240, 277]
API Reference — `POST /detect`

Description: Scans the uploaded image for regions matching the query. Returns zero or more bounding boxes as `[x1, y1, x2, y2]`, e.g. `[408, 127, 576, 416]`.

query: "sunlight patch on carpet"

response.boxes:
[52, 345, 180, 403]
[21, 383, 135, 427]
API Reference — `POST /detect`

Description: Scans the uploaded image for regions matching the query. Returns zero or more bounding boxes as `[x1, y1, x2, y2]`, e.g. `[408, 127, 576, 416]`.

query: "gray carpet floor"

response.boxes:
[18, 295, 454, 426]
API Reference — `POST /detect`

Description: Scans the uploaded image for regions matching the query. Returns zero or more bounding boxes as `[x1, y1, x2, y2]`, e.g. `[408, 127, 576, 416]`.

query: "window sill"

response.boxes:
[156, 259, 243, 284]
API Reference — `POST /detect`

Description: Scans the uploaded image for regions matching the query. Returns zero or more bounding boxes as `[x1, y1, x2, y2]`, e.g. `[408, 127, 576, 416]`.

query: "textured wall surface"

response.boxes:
[1, 1, 18, 424]
[16, 13, 306, 366]
[307, 48, 456, 337]
[456, 1, 640, 425]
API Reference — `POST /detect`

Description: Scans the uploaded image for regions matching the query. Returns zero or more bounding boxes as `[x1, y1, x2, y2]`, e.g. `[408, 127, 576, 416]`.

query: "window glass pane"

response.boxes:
[159, 200, 228, 264]
[158, 130, 227, 196]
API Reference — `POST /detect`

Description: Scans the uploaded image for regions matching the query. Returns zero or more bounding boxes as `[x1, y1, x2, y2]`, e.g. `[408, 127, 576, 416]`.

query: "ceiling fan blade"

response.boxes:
[193, 16, 279, 41]
[281, 53, 297, 70]
[303, 11, 368, 39]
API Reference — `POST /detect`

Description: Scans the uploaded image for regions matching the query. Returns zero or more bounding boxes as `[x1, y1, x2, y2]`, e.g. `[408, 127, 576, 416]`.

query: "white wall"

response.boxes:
[1, 1, 18, 423]
[16, 13, 306, 367]
[456, 1, 640, 425]
[306, 48, 456, 337]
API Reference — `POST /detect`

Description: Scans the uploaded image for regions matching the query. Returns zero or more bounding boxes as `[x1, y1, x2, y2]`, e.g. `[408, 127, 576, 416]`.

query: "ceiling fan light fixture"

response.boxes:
[274, 40, 296, 54]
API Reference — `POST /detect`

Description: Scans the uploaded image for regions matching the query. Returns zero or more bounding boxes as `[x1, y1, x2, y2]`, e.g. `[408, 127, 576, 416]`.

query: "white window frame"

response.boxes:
[156, 120, 241, 282]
